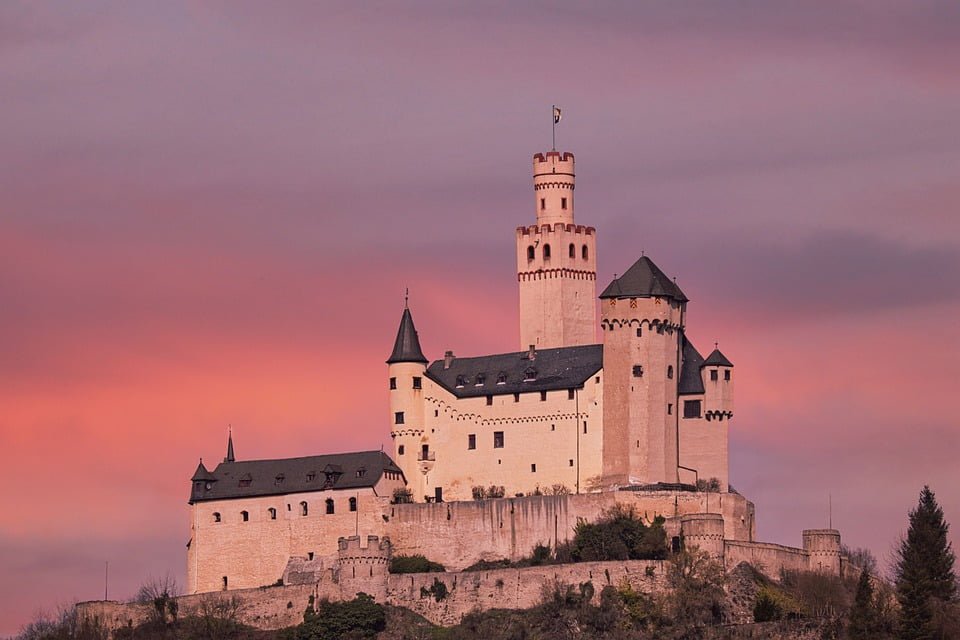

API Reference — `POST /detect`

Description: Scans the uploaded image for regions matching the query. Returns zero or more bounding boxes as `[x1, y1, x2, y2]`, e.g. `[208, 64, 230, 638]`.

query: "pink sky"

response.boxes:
[2, 2, 959, 634]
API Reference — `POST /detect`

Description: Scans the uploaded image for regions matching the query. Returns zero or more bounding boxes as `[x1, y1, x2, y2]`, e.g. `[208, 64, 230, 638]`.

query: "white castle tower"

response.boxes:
[516, 152, 597, 350]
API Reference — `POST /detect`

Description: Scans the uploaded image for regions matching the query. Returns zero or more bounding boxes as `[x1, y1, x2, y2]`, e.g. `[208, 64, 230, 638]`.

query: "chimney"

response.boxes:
[526, 345, 536, 361]
[443, 350, 455, 369]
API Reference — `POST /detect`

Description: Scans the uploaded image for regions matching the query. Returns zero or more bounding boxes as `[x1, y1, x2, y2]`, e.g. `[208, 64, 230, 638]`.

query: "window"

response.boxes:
[551, 424, 555, 431]
[708, 369, 717, 381]
[239, 473, 252, 487]
[213, 512, 221, 523]
[569, 243, 575, 258]
[527, 246, 535, 260]
[540, 198, 545, 210]
[497, 372, 507, 384]
[524, 367, 537, 381]
[595, 376, 600, 384]
[486, 395, 493, 406]
[394, 411, 405, 424]
[300, 501, 308, 516]
[513, 393, 520, 403]
[455, 375, 466, 388]
[268, 507, 277, 520]
[568, 389, 575, 400]
[582, 245, 588, 260]
[683, 400, 702, 419]
[668, 403, 673, 415]
[667, 365, 674, 379]
[356, 468, 366, 478]
[476, 373, 485, 386]
[222, 576, 228, 590]
[468, 434, 476, 450]
[434, 409, 439, 417]
[531, 463, 537, 472]
[636, 327, 642, 337]
[413, 376, 422, 389]
[275, 474, 285, 486]
[583, 421, 588, 434]
[724, 370, 731, 381]
[632, 365, 643, 377]
[493, 431, 504, 448]
[325, 498, 335, 515]
[349, 497, 357, 512]
[398, 444, 405, 455]
[241, 510, 249, 522]
[306, 471, 316, 482]
[569, 459, 574, 467]
[389, 377, 397, 390]
[561, 197, 567, 210]
[543, 244, 551, 259]
[308, 552, 314, 560]
[540, 391, 547, 401]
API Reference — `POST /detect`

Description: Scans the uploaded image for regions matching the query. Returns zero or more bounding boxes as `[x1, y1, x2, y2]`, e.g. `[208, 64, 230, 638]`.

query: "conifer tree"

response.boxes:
[848, 569, 878, 638]
[894, 486, 957, 640]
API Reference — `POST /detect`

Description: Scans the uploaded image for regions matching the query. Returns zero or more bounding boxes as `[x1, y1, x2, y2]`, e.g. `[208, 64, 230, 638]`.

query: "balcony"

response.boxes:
[417, 451, 436, 462]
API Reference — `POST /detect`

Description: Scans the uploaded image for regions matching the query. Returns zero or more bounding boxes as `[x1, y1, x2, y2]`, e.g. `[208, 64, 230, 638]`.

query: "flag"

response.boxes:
[553, 106, 562, 124]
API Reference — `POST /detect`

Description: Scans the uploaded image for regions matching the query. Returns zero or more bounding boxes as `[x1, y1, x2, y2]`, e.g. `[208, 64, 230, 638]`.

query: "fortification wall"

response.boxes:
[724, 540, 810, 575]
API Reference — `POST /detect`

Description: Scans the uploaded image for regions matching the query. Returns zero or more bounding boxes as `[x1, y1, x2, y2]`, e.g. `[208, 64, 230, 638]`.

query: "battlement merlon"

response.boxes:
[533, 150, 575, 166]
[516, 224, 596, 236]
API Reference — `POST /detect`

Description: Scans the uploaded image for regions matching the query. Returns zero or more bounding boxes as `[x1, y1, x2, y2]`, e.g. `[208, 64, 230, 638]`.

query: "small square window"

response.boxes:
[493, 431, 504, 448]
[724, 370, 731, 381]
[540, 391, 547, 401]
[468, 434, 476, 450]
[394, 411, 404, 424]
[389, 377, 397, 390]
[683, 400, 702, 419]
[486, 395, 493, 406]
[398, 445, 405, 455]
[710, 370, 718, 381]
[531, 463, 537, 472]
[567, 389, 575, 400]
[413, 376, 422, 389]
[632, 365, 643, 377]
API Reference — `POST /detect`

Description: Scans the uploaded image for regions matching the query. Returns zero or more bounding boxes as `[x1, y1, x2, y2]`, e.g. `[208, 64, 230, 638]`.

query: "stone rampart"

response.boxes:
[724, 540, 811, 575]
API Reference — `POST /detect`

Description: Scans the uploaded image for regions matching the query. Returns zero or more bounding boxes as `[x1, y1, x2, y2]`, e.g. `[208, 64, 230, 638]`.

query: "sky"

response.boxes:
[1, 0, 959, 634]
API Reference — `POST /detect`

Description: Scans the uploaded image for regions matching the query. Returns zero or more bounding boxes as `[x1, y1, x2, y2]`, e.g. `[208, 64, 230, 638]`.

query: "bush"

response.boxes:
[287, 593, 385, 640]
[420, 578, 449, 602]
[389, 554, 445, 574]
[695, 477, 721, 492]
[391, 487, 413, 504]
[569, 504, 667, 562]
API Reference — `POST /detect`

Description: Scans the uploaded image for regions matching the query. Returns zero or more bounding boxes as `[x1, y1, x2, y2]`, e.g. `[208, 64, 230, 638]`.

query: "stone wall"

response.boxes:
[723, 540, 811, 575]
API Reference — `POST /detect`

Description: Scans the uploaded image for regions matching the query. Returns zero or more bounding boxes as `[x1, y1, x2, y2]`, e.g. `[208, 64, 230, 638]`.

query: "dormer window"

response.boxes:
[239, 474, 252, 487]
[524, 367, 537, 381]
[275, 474, 285, 486]
[455, 375, 466, 388]
[475, 373, 486, 386]
[356, 468, 366, 478]
[306, 471, 316, 482]
[497, 372, 507, 385]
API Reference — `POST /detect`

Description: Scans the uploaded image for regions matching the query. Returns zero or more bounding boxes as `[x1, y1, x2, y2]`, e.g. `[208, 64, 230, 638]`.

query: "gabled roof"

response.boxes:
[188, 450, 404, 504]
[600, 255, 688, 302]
[678, 337, 706, 396]
[387, 307, 428, 364]
[425, 344, 603, 398]
[703, 348, 733, 367]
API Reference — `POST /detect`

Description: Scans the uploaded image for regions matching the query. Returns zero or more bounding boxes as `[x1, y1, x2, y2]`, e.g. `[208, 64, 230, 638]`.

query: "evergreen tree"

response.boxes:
[848, 569, 878, 638]
[894, 486, 957, 640]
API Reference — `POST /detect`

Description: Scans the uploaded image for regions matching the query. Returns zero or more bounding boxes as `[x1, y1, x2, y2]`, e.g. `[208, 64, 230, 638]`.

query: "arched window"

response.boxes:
[527, 246, 535, 261]
[667, 365, 674, 379]
[213, 512, 221, 523]
[326, 498, 335, 515]
[569, 243, 575, 258]
[543, 244, 551, 259]
[349, 497, 357, 512]
[241, 510, 249, 522]
[268, 507, 277, 520]
[582, 245, 588, 260]
[300, 501, 308, 516]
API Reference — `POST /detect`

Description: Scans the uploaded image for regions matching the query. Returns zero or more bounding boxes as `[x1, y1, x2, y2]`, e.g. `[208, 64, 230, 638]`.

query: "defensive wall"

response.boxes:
[79, 525, 842, 634]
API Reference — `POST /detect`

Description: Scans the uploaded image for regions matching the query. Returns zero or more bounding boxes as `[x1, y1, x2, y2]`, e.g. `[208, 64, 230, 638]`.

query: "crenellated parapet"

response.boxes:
[680, 513, 725, 560]
[516, 224, 595, 236]
[803, 529, 841, 575]
[338, 535, 392, 578]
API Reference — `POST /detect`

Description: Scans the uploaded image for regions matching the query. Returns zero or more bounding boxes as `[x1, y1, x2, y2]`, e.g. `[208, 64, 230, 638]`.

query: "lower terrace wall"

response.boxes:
[724, 540, 810, 576]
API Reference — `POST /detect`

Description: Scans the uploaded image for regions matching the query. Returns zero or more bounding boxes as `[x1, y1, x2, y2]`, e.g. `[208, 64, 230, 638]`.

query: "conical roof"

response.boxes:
[600, 255, 688, 302]
[386, 306, 428, 364]
[703, 348, 733, 367]
[191, 460, 215, 482]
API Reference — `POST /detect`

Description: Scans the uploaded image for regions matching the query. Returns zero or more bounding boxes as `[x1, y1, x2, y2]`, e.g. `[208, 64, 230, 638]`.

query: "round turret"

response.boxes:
[803, 529, 841, 575]
[681, 513, 725, 559]
[533, 151, 575, 226]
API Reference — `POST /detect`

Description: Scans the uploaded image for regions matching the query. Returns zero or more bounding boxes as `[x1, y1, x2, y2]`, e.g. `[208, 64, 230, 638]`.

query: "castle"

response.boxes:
[184, 149, 842, 599]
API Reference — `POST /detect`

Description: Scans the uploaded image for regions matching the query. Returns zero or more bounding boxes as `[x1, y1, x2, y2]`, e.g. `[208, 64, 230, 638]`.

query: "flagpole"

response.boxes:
[552, 104, 556, 151]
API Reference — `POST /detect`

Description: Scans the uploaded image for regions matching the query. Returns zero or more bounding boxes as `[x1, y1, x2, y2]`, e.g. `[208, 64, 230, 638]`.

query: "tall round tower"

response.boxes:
[387, 303, 428, 500]
[517, 151, 597, 350]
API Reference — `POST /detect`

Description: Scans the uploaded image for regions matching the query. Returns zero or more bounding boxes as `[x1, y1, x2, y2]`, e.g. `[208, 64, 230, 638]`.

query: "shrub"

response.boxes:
[287, 593, 385, 640]
[695, 477, 721, 492]
[391, 487, 413, 504]
[570, 504, 667, 562]
[420, 578, 449, 602]
[389, 554, 445, 574]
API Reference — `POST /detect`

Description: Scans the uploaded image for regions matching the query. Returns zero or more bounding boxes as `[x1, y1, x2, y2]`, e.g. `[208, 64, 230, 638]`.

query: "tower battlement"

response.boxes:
[338, 535, 392, 564]
[533, 151, 574, 165]
[516, 224, 595, 236]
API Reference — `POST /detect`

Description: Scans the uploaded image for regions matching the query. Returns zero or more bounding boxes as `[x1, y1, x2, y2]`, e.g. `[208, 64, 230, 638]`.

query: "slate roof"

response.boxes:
[426, 344, 603, 398]
[387, 307, 429, 364]
[189, 450, 404, 504]
[600, 256, 688, 302]
[703, 348, 733, 367]
[191, 461, 215, 482]
[678, 337, 705, 396]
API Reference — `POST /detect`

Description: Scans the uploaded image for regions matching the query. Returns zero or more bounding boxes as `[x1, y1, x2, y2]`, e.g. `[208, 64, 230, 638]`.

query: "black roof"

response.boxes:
[600, 255, 688, 302]
[387, 307, 428, 364]
[189, 450, 403, 503]
[191, 460, 215, 482]
[703, 348, 733, 367]
[425, 344, 603, 398]
[678, 337, 705, 396]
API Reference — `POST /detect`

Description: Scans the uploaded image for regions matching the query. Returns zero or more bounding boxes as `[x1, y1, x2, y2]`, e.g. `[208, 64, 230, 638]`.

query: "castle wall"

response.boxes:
[398, 374, 604, 503]
[723, 540, 811, 575]
[678, 408, 730, 491]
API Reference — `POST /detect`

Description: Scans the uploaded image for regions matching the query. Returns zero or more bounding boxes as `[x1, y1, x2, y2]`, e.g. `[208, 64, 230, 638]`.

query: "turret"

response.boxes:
[803, 529, 841, 575]
[600, 255, 687, 487]
[387, 303, 428, 500]
[517, 151, 597, 349]
[702, 348, 734, 419]
[681, 513, 725, 560]
[189, 459, 216, 504]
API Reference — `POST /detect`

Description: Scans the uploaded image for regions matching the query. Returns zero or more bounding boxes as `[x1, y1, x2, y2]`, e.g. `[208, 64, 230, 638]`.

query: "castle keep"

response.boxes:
[184, 149, 838, 598]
